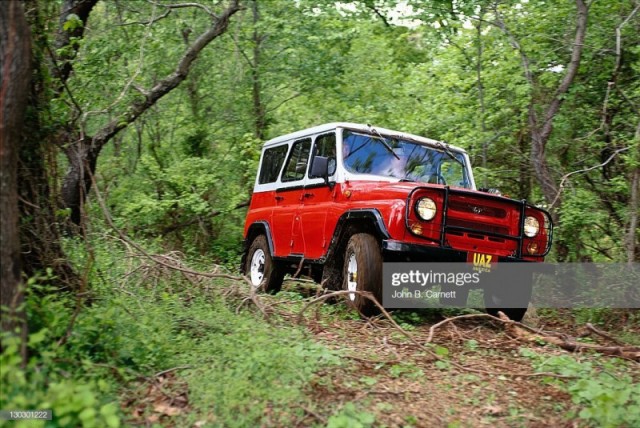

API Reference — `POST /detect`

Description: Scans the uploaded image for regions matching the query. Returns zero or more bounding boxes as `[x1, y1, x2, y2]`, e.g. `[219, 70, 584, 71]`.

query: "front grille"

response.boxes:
[448, 200, 507, 218]
[447, 218, 509, 236]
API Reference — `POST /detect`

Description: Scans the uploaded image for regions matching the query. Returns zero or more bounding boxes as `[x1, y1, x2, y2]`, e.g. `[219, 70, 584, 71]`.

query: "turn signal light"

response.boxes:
[410, 223, 423, 235]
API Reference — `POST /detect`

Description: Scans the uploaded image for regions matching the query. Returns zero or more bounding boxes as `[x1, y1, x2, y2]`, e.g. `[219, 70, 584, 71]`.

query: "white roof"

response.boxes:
[263, 122, 467, 153]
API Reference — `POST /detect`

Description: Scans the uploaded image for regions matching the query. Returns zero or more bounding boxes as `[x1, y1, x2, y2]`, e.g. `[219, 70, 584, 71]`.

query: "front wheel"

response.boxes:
[245, 235, 284, 293]
[343, 233, 383, 316]
[483, 277, 532, 322]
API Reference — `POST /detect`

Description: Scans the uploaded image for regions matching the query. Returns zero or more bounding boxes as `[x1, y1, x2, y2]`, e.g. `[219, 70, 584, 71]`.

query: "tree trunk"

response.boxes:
[61, 140, 101, 225]
[495, 0, 588, 222]
[627, 121, 640, 264]
[251, 0, 266, 140]
[474, 9, 488, 188]
[530, 0, 588, 215]
[1, 0, 32, 358]
[19, 0, 79, 287]
[53, 0, 98, 86]
[517, 129, 531, 201]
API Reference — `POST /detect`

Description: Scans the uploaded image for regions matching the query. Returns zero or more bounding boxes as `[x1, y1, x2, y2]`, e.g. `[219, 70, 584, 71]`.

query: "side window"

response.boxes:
[258, 144, 288, 184]
[309, 133, 337, 178]
[282, 138, 311, 182]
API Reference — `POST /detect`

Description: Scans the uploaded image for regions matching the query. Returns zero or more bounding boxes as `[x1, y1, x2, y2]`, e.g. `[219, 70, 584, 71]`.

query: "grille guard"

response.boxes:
[406, 186, 554, 257]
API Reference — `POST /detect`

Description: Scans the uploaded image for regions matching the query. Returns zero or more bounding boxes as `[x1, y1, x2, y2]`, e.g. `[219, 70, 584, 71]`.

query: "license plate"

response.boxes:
[467, 252, 497, 273]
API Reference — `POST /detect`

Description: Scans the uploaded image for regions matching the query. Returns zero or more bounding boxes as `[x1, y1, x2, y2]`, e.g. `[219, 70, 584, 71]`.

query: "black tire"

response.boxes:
[343, 233, 383, 316]
[310, 267, 323, 284]
[483, 279, 532, 322]
[245, 235, 284, 294]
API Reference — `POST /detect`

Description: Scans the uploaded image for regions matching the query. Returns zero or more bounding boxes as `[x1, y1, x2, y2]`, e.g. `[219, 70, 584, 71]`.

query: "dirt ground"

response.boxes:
[122, 279, 638, 427]
[298, 313, 577, 427]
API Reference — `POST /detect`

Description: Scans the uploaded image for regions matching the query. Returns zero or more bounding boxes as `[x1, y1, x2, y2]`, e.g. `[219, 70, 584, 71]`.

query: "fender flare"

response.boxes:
[324, 209, 390, 261]
[241, 221, 275, 273]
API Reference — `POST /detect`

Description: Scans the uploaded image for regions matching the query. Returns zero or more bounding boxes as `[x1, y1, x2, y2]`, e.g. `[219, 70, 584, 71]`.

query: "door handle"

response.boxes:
[275, 196, 284, 201]
[302, 193, 314, 199]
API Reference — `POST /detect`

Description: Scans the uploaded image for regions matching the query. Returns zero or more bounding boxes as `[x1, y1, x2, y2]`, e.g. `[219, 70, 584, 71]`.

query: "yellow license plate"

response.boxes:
[468, 252, 497, 272]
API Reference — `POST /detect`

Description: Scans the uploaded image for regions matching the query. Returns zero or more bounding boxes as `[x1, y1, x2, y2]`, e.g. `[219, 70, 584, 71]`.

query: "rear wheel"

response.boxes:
[246, 235, 284, 294]
[343, 233, 383, 316]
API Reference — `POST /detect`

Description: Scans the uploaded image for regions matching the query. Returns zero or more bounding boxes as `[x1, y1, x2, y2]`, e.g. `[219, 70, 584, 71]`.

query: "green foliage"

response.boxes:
[12, 1, 640, 425]
[2, 236, 342, 427]
[50, 0, 636, 263]
[520, 348, 640, 427]
[1, 276, 121, 428]
[327, 402, 376, 428]
[62, 13, 83, 32]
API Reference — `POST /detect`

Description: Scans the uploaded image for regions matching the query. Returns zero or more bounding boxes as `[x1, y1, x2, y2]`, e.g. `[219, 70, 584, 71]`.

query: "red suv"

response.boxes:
[242, 123, 552, 320]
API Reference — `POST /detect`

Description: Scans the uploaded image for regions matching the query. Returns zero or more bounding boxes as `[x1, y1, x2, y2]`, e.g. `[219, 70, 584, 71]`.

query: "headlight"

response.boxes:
[523, 216, 540, 237]
[416, 197, 437, 221]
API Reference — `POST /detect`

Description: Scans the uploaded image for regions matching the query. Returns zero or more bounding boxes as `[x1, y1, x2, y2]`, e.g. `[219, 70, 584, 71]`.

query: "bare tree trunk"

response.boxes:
[517, 129, 531, 201]
[61, 140, 101, 225]
[251, 0, 266, 140]
[1, 0, 32, 359]
[531, 0, 588, 214]
[474, 8, 488, 188]
[19, 0, 79, 286]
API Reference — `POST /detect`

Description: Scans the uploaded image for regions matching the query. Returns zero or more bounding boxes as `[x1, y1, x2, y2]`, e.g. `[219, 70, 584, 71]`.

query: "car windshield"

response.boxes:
[342, 130, 471, 189]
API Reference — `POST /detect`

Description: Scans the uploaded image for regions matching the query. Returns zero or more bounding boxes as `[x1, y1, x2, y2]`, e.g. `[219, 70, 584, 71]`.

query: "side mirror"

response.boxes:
[310, 156, 335, 189]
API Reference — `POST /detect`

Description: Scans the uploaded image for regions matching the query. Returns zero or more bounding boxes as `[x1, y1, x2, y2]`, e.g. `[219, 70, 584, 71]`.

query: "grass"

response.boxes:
[1, 239, 341, 427]
[3, 235, 639, 427]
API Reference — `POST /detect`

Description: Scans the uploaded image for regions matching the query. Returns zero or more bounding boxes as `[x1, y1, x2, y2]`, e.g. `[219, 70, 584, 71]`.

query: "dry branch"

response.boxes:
[427, 312, 640, 362]
[497, 312, 640, 361]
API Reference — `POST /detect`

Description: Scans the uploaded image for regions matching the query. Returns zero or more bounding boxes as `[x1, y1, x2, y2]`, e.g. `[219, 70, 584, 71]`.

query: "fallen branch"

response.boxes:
[585, 322, 625, 346]
[154, 365, 194, 378]
[498, 312, 640, 361]
[426, 312, 640, 362]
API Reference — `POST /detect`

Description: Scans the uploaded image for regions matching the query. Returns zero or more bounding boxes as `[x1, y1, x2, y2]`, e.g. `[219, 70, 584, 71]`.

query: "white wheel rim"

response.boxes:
[346, 253, 357, 301]
[250, 249, 265, 287]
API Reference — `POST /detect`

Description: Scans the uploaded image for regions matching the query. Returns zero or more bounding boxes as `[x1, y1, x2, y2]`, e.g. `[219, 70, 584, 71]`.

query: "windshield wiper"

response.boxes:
[435, 140, 465, 168]
[367, 124, 400, 160]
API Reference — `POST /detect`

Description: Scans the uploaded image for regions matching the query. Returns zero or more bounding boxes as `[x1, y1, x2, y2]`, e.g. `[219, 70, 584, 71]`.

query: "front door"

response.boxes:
[300, 132, 337, 260]
[271, 137, 311, 257]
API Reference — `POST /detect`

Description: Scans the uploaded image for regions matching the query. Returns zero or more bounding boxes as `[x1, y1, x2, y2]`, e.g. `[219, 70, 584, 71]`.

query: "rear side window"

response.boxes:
[258, 144, 288, 184]
[282, 138, 311, 182]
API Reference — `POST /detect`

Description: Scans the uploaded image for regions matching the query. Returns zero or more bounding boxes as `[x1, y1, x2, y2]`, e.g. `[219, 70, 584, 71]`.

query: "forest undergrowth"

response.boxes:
[2, 234, 639, 427]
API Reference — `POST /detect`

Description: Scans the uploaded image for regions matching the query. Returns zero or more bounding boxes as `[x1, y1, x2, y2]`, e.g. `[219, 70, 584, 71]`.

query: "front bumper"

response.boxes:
[382, 239, 530, 263]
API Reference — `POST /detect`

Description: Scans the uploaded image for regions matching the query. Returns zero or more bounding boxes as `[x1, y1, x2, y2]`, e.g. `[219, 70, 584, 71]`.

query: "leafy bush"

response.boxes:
[1, 276, 121, 428]
[520, 348, 640, 427]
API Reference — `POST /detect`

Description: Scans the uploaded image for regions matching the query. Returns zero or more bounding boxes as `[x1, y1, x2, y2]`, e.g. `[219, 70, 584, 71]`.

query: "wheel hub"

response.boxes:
[346, 253, 357, 301]
[250, 249, 265, 286]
